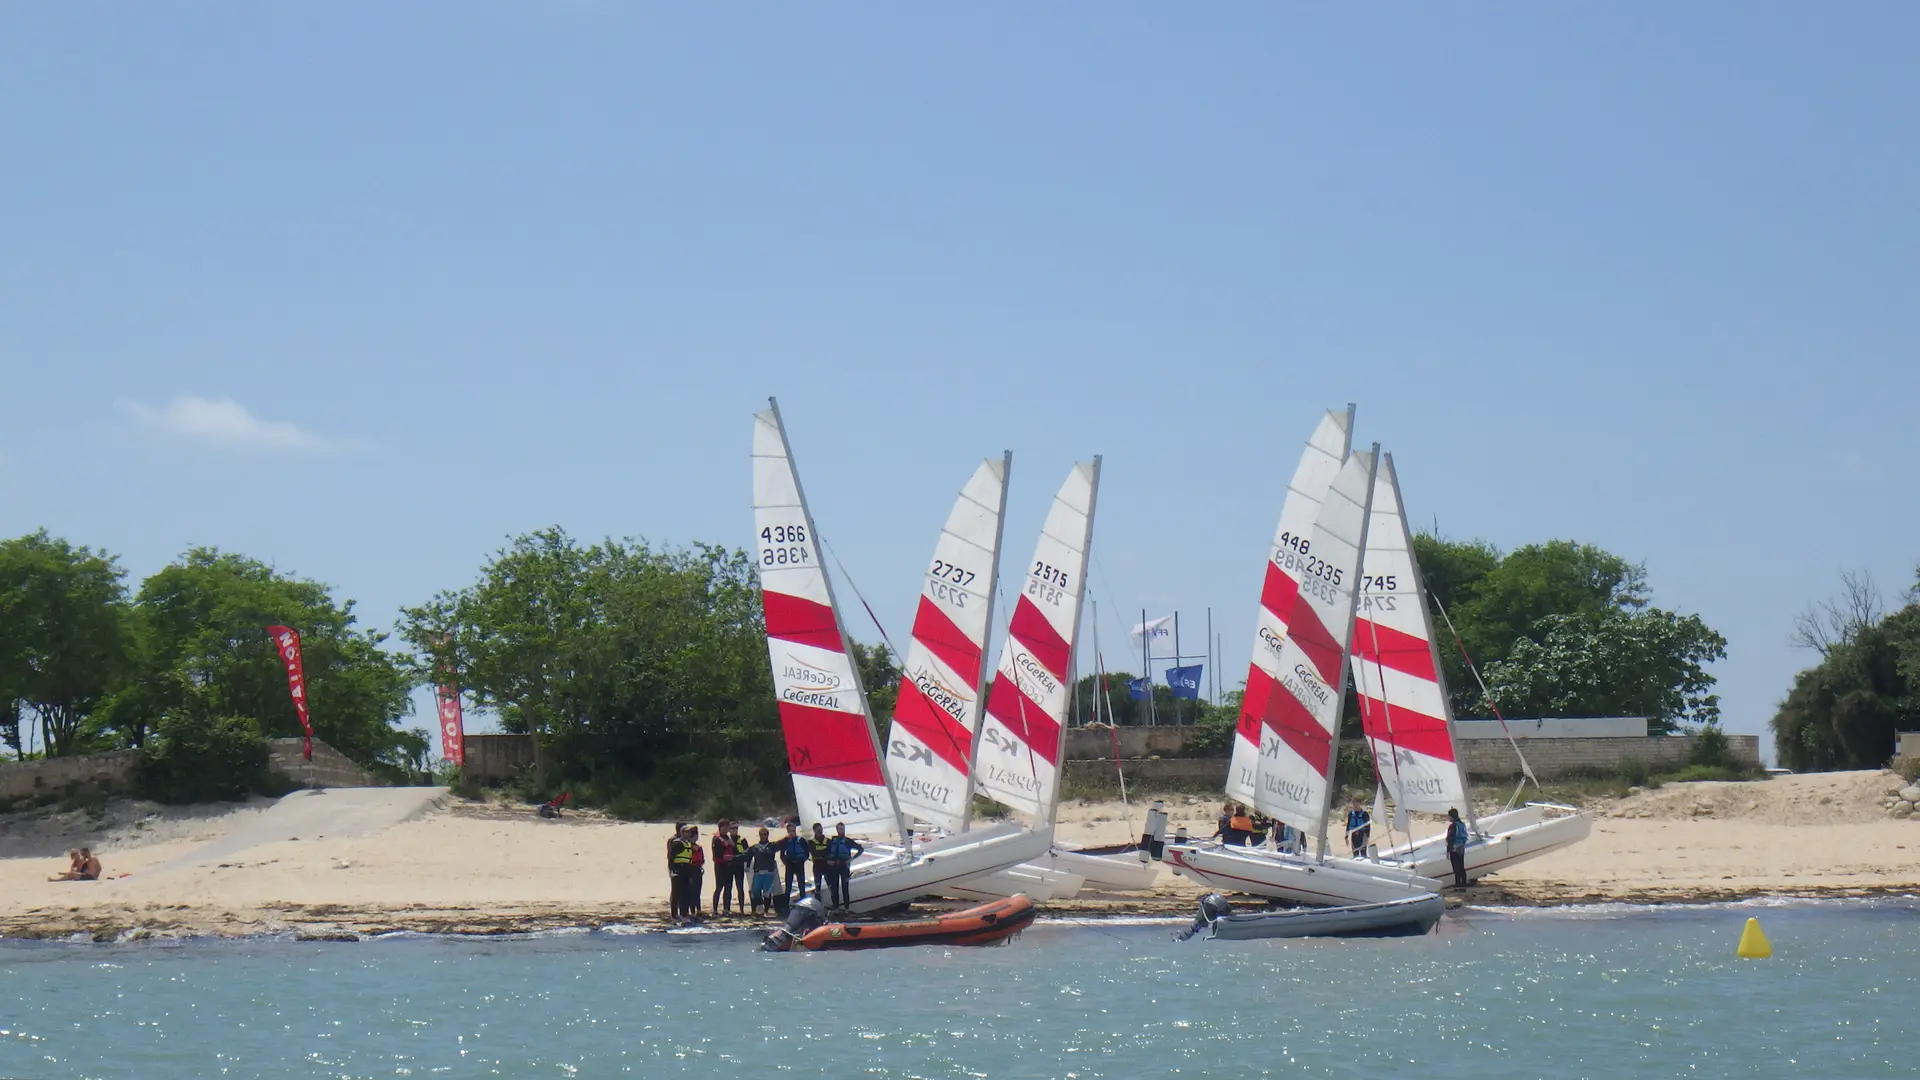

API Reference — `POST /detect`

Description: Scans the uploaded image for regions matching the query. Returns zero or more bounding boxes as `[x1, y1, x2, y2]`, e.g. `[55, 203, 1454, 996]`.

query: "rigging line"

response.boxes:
[1362, 613, 1408, 850]
[1430, 591, 1538, 809]
[818, 533, 904, 662]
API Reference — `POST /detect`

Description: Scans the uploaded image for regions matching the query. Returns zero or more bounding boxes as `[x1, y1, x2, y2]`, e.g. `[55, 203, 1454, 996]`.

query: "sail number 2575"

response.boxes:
[760, 524, 809, 566]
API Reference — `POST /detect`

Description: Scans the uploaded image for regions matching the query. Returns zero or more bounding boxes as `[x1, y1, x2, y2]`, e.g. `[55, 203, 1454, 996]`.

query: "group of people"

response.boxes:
[665, 818, 866, 922]
[47, 847, 102, 882]
[1212, 799, 1475, 888]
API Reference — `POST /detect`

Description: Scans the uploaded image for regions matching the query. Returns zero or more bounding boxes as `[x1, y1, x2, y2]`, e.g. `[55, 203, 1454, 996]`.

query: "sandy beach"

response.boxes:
[3, 771, 1915, 939]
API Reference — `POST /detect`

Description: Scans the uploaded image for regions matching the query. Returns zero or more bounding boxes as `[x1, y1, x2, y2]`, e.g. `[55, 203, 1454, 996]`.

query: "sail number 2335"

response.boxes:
[760, 524, 810, 566]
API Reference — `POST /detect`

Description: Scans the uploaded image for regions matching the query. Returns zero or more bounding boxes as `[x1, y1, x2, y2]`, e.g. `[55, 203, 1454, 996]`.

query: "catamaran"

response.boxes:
[1348, 453, 1590, 880]
[1148, 429, 1442, 905]
[752, 400, 1045, 913]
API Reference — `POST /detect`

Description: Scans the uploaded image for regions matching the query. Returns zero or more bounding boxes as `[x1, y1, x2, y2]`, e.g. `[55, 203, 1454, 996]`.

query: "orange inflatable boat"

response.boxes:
[763, 894, 1035, 952]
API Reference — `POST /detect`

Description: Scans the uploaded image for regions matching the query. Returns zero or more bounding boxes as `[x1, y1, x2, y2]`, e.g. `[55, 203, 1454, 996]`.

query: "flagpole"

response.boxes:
[1173, 611, 1183, 726]
[1206, 607, 1214, 704]
[1141, 607, 1154, 727]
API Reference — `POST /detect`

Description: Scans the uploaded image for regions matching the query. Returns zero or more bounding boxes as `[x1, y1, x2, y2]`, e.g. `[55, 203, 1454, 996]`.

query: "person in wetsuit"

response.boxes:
[807, 822, 833, 901]
[711, 819, 738, 914]
[685, 826, 705, 918]
[824, 822, 864, 909]
[728, 822, 751, 911]
[780, 820, 811, 901]
[1345, 798, 1371, 858]
[1445, 808, 1470, 888]
[1227, 806, 1255, 847]
[747, 826, 779, 915]
[667, 824, 693, 919]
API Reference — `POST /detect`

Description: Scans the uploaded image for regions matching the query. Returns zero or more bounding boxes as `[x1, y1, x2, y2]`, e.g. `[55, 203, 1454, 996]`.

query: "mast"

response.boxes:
[765, 397, 911, 845]
[1314, 444, 1381, 863]
[1389, 454, 1483, 837]
[1043, 454, 1100, 828]
[956, 450, 1014, 833]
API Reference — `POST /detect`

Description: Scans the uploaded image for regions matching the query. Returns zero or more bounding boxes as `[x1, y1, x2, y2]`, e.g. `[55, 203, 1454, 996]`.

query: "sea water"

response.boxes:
[2, 901, 1915, 1079]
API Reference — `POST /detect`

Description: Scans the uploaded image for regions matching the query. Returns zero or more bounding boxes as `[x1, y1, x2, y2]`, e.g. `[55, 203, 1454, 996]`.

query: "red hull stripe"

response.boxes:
[911, 595, 983, 688]
[891, 680, 973, 774]
[777, 701, 885, 785]
[763, 591, 845, 654]
[1007, 597, 1070, 682]
[1356, 696, 1457, 761]
[1246, 665, 1331, 779]
[1352, 618, 1437, 681]
[984, 675, 1061, 767]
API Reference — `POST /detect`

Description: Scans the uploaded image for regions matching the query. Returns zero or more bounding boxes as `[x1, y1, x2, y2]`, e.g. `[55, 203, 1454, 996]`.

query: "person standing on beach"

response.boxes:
[667, 824, 693, 919]
[747, 826, 779, 915]
[1345, 798, 1371, 858]
[808, 822, 833, 900]
[824, 822, 863, 910]
[1445, 808, 1470, 888]
[685, 826, 706, 918]
[781, 820, 811, 901]
[1228, 806, 1254, 847]
[729, 822, 751, 910]
[711, 819, 738, 914]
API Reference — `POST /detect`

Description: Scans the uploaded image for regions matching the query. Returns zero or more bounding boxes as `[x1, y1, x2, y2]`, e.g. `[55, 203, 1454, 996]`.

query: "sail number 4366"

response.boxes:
[760, 525, 810, 567]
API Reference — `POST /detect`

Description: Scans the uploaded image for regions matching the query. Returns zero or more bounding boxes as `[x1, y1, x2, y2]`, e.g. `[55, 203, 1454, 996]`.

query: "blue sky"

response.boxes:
[3, 5, 1915, 757]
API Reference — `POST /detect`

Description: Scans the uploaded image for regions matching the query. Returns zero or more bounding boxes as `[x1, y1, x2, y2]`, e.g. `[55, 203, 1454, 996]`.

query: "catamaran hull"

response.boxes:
[945, 864, 1086, 903]
[1202, 892, 1444, 940]
[1377, 804, 1591, 882]
[844, 823, 1053, 913]
[1039, 846, 1161, 892]
[1165, 843, 1442, 907]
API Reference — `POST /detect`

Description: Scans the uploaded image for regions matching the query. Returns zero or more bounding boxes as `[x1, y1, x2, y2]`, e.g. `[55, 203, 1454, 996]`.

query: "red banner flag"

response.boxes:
[266, 625, 313, 761]
[434, 682, 466, 766]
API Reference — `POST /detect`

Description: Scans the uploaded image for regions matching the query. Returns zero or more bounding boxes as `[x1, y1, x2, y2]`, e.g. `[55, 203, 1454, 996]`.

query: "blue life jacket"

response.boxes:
[1347, 809, 1370, 832]
[826, 835, 862, 861]
[1446, 820, 1469, 851]
[781, 835, 811, 862]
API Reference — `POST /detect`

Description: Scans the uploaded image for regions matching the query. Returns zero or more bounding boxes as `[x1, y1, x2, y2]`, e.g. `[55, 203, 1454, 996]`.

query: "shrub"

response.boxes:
[135, 714, 273, 803]
[1890, 756, 1920, 782]
[1619, 756, 1650, 787]
[1690, 724, 1732, 769]
[1658, 763, 1764, 784]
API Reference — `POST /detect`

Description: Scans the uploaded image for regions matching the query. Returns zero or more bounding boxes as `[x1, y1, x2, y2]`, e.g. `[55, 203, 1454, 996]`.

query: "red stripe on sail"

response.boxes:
[1008, 597, 1069, 682]
[910, 595, 983, 687]
[1352, 618, 1437, 681]
[777, 701, 885, 785]
[1356, 695, 1457, 762]
[762, 591, 845, 654]
[1233, 663, 1266, 748]
[1259, 562, 1300, 626]
[1259, 677, 1332, 779]
[984, 674, 1062, 767]
[890, 679, 973, 775]
[1287, 597, 1345, 685]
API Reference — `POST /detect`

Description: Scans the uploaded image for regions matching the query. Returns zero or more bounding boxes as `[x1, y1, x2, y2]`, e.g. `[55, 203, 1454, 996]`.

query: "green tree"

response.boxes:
[1771, 570, 1920, 772]
[0, 531, 131, 757]
[400, 528, 783, 817]
[851, 640, 901, 721]
[1482, 609, 1728, 732]
[105, 549, 420, 771]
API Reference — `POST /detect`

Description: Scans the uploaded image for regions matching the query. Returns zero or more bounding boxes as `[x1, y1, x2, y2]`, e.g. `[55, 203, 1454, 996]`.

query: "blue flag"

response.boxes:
[1128, 677, 1151, 701]
[1165, 665, 1203, 700]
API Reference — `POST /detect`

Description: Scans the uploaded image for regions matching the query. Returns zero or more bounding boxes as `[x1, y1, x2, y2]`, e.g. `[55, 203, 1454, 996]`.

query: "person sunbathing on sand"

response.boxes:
[49, 847, 101, 882]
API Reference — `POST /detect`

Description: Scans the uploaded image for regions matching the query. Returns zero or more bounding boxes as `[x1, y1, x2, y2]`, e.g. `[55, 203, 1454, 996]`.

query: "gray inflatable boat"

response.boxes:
[1177, 891, 1445, 941]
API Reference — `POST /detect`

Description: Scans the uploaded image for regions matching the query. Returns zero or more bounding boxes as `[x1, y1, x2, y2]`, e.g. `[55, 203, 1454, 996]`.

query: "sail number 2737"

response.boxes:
[760, 524, 810, 567]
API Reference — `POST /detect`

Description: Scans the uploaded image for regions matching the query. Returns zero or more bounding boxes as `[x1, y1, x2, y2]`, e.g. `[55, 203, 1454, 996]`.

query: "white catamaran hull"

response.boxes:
[1376, 804, 1592, 881]
[1039, 846, 1160, 893]
[1164, 842, 1442, 907]
[945, 864, 1086, 903]
[844, 823, 1053, 913]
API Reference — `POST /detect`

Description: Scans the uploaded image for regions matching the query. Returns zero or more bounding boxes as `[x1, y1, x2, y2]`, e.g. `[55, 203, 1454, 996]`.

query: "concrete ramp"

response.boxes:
[146, 787, 449, 875]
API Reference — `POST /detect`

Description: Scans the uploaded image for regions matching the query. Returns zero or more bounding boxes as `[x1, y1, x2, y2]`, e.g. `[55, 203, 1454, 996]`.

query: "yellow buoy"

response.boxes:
[1736, 916, 1772, 959]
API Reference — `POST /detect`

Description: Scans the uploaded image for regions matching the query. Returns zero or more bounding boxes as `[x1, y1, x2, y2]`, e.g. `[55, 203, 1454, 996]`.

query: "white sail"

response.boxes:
[1249, 447, 1379, 838]
[1352, 453, 1468, 814]
[752, 402, 900, 832]
[884, 455, 1011, 833]
[973, 459, 1101, 821]
[1225, 407, 1355, 807]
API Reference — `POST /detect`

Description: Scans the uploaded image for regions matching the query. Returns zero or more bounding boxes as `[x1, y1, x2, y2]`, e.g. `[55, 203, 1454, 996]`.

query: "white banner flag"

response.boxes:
[1130, 615, 1174, 654]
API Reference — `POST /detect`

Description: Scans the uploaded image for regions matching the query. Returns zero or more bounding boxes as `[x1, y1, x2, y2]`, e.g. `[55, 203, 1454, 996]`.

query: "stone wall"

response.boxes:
[1062, 726, 1209, 761]
[1897, 732, 1920, 760]
[0, 749, 141, 805]
[1459, 734, 1760, 778]
[267, 739, 379, 788]
[461, 734, 537, 783]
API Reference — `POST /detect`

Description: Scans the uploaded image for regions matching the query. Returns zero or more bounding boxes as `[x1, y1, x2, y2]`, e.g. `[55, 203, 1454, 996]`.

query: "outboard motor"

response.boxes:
[761, 896, 828, 953]
[1174, 893, 1233, 941]
[1139, 800, 1169, 863]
